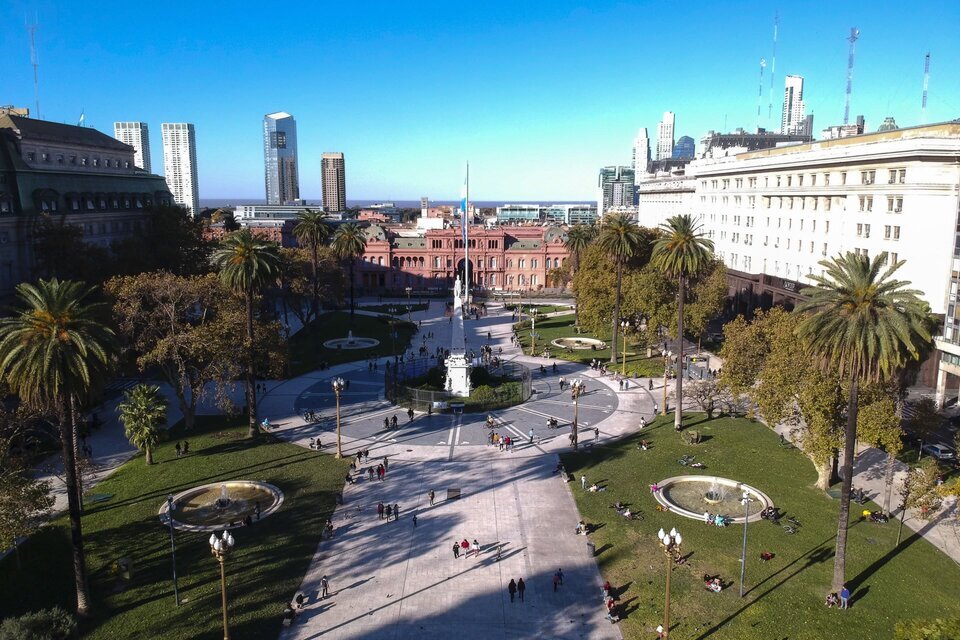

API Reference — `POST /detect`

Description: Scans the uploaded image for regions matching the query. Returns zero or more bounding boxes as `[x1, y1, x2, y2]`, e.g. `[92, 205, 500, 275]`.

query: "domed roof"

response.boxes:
[363, 224, 387, 241]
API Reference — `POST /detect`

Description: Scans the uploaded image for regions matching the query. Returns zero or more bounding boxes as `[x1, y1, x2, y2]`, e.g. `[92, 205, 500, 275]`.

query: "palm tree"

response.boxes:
[651, 214, 714, 431]
[796, 252, 931, 591]
[0, 278, 116, 616]
[597, 214, 643, 366]
[332, 223, 367, 322]
[293, 209, 331, 322]
[118, 384, 167, 465]
[565, 224, 595, 327]
[211, 229, 282, 437]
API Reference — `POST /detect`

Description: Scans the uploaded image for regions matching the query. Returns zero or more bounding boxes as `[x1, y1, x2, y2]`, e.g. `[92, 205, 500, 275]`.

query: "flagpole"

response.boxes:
[465, 162, 469, 304]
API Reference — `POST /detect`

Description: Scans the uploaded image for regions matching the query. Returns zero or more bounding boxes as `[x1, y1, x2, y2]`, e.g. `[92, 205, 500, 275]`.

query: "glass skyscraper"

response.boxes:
[672, 136, 695, 160]
[263, 112, 300, 204]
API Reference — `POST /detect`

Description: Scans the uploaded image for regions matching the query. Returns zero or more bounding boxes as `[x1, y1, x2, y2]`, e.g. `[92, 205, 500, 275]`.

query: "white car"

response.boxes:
[922, 443, 956, 461]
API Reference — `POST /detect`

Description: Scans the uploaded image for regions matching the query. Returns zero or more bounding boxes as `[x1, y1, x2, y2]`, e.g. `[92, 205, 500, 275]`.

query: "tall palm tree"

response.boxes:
[293, 209, 332, 322]
[332, 223, 367, 322]
[597, 214, 643, 366]
[211, 229, 282, 437]
[118, 384, 167, 465]
[651, 214, 714, 431]
[796, 252, 931, 591]
[0, 278, 116, 616]
[565, 224, 595, 327]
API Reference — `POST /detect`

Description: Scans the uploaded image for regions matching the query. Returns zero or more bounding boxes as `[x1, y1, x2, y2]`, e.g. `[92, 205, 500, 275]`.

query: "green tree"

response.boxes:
[895, 617, 960, 640]
[905, 398, 941, 452]
[0, 279, 116, 615]
[684, 260, 728, 352]
[0, 607, 76, 640]
[903, 457, 944, 520]
[597, 214, 644, 365]
[331, 223, 367, 322]
[564, 224, 595, 326]
[293, 209, 332, 322]
[571, 244, 617, 336]
[857, 387, 906, 513]
[111, 205, 211, 276]
[651, 214, 715, 431]
[796, 251, 932, 591]
[117, 384, 167, 465]
[210, 230, 282, 438]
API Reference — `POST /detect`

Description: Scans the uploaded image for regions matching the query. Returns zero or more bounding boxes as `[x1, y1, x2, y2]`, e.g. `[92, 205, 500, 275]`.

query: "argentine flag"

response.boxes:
[460, 174, 468, 245]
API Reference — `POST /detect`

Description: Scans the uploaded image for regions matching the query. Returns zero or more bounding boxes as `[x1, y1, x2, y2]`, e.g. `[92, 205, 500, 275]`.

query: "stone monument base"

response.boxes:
[445, 353, 471, 397]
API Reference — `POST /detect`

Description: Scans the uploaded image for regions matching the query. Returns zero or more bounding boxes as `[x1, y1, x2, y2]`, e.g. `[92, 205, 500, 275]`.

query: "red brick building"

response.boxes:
[358, 223, 570, 293]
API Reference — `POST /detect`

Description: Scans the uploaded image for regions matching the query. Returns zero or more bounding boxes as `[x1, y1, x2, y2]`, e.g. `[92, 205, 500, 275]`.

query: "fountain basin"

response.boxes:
[323, 330, 380, 350]
[551, 337, 607, 350]
[159, 481, 284, 532]
[653, 475, 772, 524]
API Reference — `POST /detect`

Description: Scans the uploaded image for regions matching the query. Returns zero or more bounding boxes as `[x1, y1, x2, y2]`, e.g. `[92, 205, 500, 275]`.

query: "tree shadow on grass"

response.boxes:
[849, 509, 949, 591]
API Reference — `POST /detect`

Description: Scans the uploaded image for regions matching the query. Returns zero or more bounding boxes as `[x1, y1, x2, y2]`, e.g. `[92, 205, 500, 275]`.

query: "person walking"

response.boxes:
[581, 475, 587, 490]
[471, 539, 480, 558]
[383, 456, 389, 471]
[508, 579, 517, 603]
[377, 502, 384, 519]
[428, 490, 435, 506]
[183, 441, 189, 455]
[175, 442, 182, 458]
[453, 541, 460, 559]
[393, 503, 400, 521]
[553, 573, 560, 592]
[840, 584, 851, 609]
[320, 575, 329, 599]
[407, 407, 414, 422]
[383, 417, 389, 430]
[517, 578, 526, 602]
[556, 568, 564, 585]
[385, 504, 392, 520]
[594, 427, 600, 442]
[412, 514, 418, 527]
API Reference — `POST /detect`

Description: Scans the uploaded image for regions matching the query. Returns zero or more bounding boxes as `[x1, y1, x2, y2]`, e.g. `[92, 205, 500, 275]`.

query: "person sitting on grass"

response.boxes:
[760, 551, 775, 562]
[704, 576, 723, 593]
[613, 501, 625, 513]
[588, 483, 606, 492]
[638, 440, 650, 451]
[649, 483, 660, 494]
[825, 592, 839, 608]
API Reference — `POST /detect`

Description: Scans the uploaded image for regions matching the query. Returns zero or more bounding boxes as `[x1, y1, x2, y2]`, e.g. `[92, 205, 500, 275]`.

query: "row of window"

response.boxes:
[703, 167, 908, 191]
[702, 194, 906, 213]
[24, 150, 132, 170]
[362, 255, 566, 270]
[856, 224, 902, 240]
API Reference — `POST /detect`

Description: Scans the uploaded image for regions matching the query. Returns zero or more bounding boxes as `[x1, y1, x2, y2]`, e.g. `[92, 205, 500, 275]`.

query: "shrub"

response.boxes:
[470, 367, 492, 387]
[470, 385, 497, 406]
[0, 607, 76, 640]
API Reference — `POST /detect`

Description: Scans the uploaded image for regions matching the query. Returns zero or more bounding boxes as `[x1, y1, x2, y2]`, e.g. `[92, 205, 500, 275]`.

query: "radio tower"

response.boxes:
[767, 12, 778, 123]
[843, 27, 860, 125]
[921, 52, 930, 124]
[757, 58, 766, 132]
[27, 19, 40, 119]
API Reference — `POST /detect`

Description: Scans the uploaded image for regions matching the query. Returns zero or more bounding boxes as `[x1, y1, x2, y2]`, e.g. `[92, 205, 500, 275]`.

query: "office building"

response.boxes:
[113, 122, 151, 172]
[263, 112, 300, 205]
[781, 75, 806, 135]
[161, 123, 199, 215]
[822, 116, 865, 140]
[545, 204, 598, 225]
[633, 128, 651, 177]
[700, 128, 813, 156]
[496, 204, 543, 224]
[672, 136, 695, 160]
[597, 165, 636, 216]
[321, 152, 346, 212]
[656, 112, 675, 160]
[234, 203, 325, 221]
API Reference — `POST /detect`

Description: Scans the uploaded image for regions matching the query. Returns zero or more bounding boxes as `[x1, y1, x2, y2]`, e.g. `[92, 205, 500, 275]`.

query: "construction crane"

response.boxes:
[921, 52, 930, 124]
[767, 12, 778, 123]
[26, 19, 40, 119]
[843, 27, 860, 125]
[757, 58, 766, 132]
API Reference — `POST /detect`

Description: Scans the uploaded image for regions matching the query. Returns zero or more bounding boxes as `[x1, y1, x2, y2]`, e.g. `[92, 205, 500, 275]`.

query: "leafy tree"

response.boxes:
[331, 223, 367, 322]
[30, 215, 111, 283]
[857, 387, 905, 513]
[905, 398, 941, 449]
[210, 230, 283, 437]
[0, 279, 117, 615]
[597, 214, 645, 365]
[111, 205, 211, 276]
[903, 458, 944, 520]
[796, 251, 932, 591]
[547, 264, 571, 289]
[652, 214, 714, 431]
[293, 209, 332, 322]
[895, 617, 960, 640]
[0, 607, 76, 640]
[686, 379, 724, 419]
[571, 244, 617, 336]
[684, 260, 728, 351]
[564, 224, 596, 325]
[277, 247, 345, 328]
[117, 384, 167, 465]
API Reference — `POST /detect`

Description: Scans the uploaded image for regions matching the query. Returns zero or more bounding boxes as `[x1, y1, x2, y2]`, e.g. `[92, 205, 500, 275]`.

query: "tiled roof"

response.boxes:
[0, 115, 132, 152]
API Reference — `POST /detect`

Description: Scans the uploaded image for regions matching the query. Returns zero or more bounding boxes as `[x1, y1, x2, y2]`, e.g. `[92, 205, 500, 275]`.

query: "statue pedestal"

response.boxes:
[445, 353, 471, 398]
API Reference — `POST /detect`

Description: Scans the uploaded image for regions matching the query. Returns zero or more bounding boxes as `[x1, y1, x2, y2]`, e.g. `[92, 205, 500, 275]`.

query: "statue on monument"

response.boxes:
[454, 275, 462, 301]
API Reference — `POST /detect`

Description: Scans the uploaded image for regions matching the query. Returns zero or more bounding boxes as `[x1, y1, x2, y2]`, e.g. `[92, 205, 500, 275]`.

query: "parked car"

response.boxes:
[922, 443, 956, 461]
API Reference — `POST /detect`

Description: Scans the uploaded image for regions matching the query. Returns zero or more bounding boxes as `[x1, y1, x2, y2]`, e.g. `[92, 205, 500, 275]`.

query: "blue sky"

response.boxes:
[2, 1, 958, 201]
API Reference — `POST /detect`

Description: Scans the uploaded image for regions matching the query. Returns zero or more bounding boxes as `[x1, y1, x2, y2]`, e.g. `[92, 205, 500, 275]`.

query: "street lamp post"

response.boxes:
[739, 490, 753, 597]
[531, 314, 536, 356]
[620, 320, 630, 377]
[332, 377, 345, 458]
[405, 286, 412, 322]
[662, 350, 672, 416]
[166, 495, 180, 606]
[208, 530, 236, 640]
[657, 527, 682, 639]
[570, 378, 584, 450]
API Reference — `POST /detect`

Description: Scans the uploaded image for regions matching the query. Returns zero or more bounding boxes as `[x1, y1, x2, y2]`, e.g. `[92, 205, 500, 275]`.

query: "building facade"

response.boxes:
[0, 114, 172, 294]
[656, 111, 675, 160]
[672, 135, 695, 160]
[113, 121, 151, 172]
[161, 123, 199, 215]
[263, 112, 300, 205]
[633, 128, 650, 178]
[356, 223, 570, 293]
[321, 152, 346, 212]
[781, 75, 806, 135]
[597, 166, 635, 216]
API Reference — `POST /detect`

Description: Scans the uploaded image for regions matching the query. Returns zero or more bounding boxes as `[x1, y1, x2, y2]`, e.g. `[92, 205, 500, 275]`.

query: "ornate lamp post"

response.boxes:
[657, 527, 682, 639]
[531, 313, 536, 356]
[620, 320, 630, 377]
[405, 286, 412, 322]
[166, 495, 180, 606]
[208, 530, 236, 640]
[332, 377, 345, 458]
[661, 350, 672, 416]
[570, 378, 585, 450]
[739, 490, 753, 597]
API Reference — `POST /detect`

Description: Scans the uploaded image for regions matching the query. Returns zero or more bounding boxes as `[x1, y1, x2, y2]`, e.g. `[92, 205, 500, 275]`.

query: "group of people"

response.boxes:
[490, 432, 516, 451]
[602, 580, 619, 622]
[173, 440, 190, 457]
[825, 585, 852, 609]
[377, 501, 401, 521]
[612, 502, 635, 520]
[704, 575, 724, 593]
[453, 538, 483, 558]
[507, 578, 527, 602]
[703, 512, 731, 527]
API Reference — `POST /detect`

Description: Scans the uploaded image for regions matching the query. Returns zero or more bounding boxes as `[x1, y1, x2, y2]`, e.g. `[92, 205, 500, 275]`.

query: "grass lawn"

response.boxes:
[561, 414, 960, 640]
[289, 311, 417, 375]
[0, 416, 349, 640]
[505, 303, 573, 315]
[516, 314, 664, 378]
[358, 302, 429, 316]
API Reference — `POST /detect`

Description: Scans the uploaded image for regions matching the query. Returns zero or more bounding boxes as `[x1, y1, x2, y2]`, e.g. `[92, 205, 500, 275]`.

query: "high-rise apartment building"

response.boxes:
[161, 123, 199, 215]
[633, 128, 650, 177]
[597, 165, 636, 216]
[781, 75, 806, 135]
[656, 112, 675, 161]
[263, 112, 299, 204]
[113, 122, 151, 172]
[321, 152, 346, 212]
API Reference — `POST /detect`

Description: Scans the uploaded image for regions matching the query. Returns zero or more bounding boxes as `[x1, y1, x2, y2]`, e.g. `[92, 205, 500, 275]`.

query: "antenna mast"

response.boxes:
[921, 52, 930, 124]
[757, 58, 766, 132]
[843, 27, 860, 125]
[767, 12, 778, 122]
[27, 18, 40, 119]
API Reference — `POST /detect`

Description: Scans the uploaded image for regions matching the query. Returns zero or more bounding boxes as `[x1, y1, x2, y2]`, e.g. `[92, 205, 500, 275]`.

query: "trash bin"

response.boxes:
[586, 542, 596, 557]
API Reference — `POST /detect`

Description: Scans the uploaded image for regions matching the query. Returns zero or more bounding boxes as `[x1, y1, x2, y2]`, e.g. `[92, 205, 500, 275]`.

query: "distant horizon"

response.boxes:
[200, 198, 596, 209]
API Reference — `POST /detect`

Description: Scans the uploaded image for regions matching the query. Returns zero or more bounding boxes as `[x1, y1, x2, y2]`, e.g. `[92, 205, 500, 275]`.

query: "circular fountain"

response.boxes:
[551, 337, 607, 350]
[323, 330, 380, 350]
[653, 476, 772, 524]
[159, 481, 284, 532]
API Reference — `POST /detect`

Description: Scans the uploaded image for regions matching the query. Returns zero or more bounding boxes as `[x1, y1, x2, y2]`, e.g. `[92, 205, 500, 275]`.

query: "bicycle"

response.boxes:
[783, 525, 799, 535]
[677, 454, 696, 466]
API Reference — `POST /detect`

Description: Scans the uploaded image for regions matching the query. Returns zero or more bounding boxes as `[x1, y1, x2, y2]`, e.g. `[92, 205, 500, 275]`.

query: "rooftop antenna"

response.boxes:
[757, 58, 766, 132]
[921, 52, 930, 124]
[26, 16, 40, 119]
[767, 12, 778, 123]
[843, 27, 860, 125]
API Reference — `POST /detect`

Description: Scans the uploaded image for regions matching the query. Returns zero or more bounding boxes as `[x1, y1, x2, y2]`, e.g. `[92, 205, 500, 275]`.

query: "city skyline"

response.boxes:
[2, 1, 958, 200]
